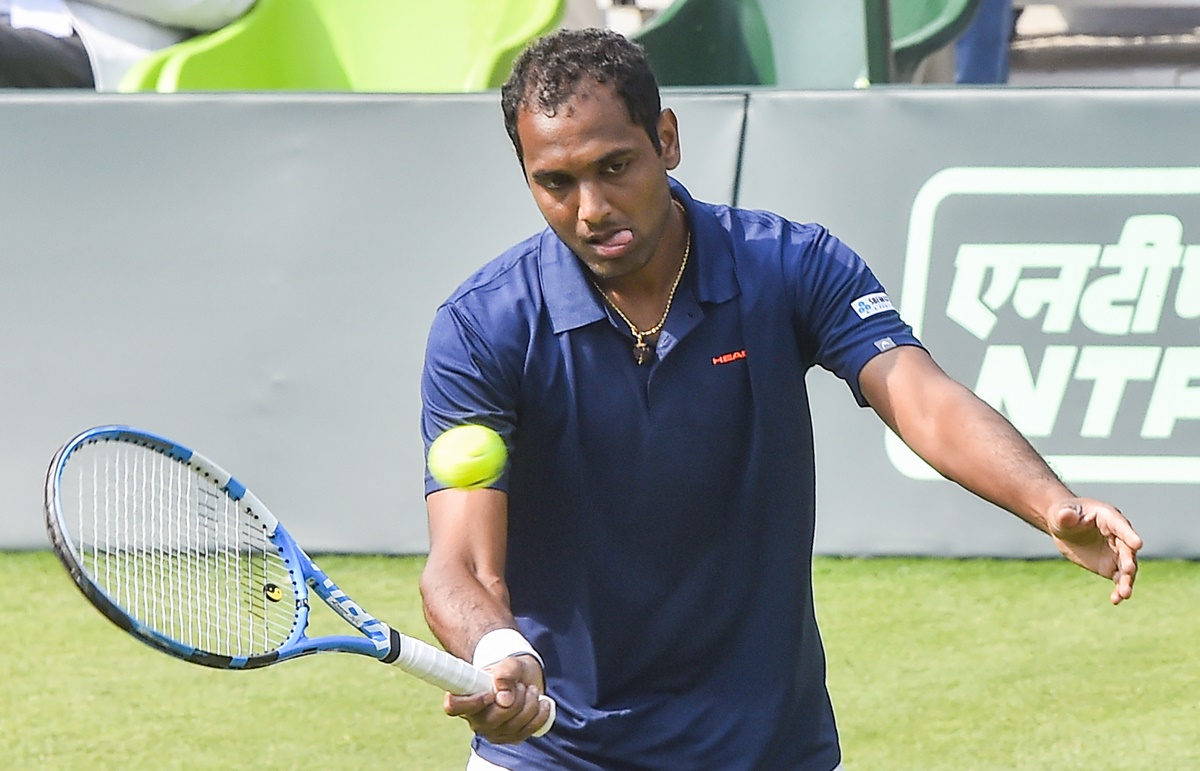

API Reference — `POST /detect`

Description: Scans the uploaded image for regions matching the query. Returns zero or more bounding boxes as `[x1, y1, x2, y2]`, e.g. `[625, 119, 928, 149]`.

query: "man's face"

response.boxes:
[516, 80, 681, 284]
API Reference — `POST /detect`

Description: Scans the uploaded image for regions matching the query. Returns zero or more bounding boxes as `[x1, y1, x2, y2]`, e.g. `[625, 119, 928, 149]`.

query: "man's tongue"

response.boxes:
[595, 230, 633, 253]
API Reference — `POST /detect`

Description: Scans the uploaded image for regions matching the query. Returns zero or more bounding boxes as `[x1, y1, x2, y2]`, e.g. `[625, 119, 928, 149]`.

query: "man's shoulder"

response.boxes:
[671, 179, 827, 254]
[443, 230, 548, 309]
[694, 201, 836, 278]
[721, 203, 828, 249]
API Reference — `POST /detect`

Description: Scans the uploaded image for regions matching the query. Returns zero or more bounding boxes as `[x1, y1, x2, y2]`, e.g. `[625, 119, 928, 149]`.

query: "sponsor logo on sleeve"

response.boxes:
[894, 167, 1200, 484]
[852, 292, 895, 319]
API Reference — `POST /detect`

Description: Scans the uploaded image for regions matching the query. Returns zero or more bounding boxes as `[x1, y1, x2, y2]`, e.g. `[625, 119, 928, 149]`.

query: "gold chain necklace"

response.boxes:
[592, 200, 690, 365]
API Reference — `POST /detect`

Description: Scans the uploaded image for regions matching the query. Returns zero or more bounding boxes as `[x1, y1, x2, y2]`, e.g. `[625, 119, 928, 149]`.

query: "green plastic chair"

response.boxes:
[633, 0, 980, 88]
[630, 0, 776, 87]
[120, 0, 565, 93]
[890, 0, 982, 82]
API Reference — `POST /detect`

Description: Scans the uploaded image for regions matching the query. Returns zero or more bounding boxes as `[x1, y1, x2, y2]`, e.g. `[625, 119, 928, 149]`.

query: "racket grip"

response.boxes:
[389, 630, 493, 694]
[387, 629, 557, 736]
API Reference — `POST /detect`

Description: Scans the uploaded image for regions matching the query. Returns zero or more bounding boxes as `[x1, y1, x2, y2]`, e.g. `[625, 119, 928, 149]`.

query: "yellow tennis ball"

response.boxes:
[427, 424, 507, 489]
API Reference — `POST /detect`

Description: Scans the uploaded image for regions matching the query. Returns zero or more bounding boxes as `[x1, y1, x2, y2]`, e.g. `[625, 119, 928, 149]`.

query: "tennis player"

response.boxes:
[419, 28, 1142, 771]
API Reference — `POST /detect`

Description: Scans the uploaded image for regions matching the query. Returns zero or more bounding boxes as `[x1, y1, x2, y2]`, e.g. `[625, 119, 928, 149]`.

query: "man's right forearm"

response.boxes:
[422, 488, 516, 661]
[420, 559, 517, 661]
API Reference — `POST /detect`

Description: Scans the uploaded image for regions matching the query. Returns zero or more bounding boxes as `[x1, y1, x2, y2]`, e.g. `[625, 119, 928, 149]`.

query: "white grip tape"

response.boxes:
[393, 632, 493, 694]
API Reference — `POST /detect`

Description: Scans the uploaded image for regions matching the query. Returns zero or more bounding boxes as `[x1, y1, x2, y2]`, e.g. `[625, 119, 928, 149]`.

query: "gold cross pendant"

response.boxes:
[633, 339, 651, 365]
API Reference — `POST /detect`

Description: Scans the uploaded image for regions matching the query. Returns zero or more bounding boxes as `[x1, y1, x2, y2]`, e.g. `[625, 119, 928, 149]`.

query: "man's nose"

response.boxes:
[577, 181, 610, 225]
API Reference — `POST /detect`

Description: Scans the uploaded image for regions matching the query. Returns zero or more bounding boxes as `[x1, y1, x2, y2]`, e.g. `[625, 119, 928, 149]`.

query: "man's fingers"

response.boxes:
[1099, 531, 1138, 605]
[473, 684, 546, 744]
[532, 693, 556, 737]
[444, 689, 493, 718]
[1098, 505, 1142, 606]
[1102, 511, 1144, 553]
[1111, 569, 1135, 604]
[1057, 499, 1144, 555]
[493, 681, 518, 709]
[489, 664, 526, 710]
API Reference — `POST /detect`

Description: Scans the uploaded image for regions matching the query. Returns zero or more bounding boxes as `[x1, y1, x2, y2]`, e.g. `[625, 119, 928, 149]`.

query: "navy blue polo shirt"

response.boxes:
[421, 179, 922, 770]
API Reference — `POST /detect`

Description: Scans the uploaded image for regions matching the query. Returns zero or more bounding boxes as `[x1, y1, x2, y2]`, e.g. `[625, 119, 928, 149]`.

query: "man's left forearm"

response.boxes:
[860, 346, 1069, 530]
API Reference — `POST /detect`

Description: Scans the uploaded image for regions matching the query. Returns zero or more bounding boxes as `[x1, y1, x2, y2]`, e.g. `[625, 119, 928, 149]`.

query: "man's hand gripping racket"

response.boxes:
[43, 425, 555, 737]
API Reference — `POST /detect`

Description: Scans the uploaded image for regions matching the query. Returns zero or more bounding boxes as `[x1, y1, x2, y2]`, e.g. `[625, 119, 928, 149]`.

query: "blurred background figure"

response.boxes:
[956, 0, 1016, 84]
[0, 0, 253, 90]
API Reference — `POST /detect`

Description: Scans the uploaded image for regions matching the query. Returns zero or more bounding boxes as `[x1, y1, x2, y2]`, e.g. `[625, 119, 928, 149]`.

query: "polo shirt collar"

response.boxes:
[671, 178, 739, 306]
[541, 177, 740, 335]
[541, 230, 607, 335]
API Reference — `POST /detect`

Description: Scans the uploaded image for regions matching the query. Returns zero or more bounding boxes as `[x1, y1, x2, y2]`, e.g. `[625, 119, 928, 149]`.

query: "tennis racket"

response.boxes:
[44, 425, 554, 734]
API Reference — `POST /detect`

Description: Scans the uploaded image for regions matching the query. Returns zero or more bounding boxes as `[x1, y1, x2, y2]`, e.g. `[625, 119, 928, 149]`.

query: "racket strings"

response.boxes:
[63, 440, 297, 657]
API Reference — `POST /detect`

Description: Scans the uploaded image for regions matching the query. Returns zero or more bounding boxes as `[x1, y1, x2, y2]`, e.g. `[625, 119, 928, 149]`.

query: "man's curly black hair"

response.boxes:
[501, 28, 663, 168]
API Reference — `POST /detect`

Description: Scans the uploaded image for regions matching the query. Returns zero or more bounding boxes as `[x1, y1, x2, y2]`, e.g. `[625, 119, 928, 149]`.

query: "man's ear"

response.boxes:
[657, 108, 681, 170]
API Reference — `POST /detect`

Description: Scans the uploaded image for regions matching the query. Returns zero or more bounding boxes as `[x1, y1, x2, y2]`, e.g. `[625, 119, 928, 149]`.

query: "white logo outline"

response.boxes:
[894, 166, 1200, 484]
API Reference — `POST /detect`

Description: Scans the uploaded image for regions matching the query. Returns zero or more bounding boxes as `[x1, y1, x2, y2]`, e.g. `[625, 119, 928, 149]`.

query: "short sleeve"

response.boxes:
[420, 302, 519, 495]
[789, 226, 923, 406]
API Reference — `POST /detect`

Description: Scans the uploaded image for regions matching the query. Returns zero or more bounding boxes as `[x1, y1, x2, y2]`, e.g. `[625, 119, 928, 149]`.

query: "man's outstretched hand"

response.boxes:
[1048, 499, 1143, 605]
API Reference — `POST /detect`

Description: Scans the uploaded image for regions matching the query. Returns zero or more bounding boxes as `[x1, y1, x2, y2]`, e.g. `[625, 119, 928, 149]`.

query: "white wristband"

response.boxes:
[472, 628, 544, 670]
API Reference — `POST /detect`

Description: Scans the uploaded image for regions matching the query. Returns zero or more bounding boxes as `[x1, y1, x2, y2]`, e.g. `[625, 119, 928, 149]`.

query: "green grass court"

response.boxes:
[5, 552, 1196, 769]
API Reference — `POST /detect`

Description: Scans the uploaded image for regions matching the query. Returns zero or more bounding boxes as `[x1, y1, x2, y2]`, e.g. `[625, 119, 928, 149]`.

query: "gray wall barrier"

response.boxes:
[3, 88, 1195, 557]
[742, 88, 1200, 559]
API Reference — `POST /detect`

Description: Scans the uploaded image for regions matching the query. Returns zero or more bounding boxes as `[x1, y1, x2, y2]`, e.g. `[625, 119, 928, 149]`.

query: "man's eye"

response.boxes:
[604, 161, 628, 175]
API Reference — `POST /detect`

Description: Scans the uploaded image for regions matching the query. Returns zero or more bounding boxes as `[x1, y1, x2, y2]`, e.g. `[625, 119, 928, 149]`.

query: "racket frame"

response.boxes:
[45, 425, 554, 732]
[47, 427, 435, 671]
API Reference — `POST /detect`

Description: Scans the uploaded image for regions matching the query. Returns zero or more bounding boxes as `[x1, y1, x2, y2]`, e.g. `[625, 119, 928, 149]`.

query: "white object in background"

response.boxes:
[562, 0, 604, 28]
[6, 1, 251, 90]
[65, 0, 186, 90]
[81, 0, 254, 32]
[606, 4, 642, 35]
[11, 0, 74, 37]
[1017, 4, 1069, 36]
